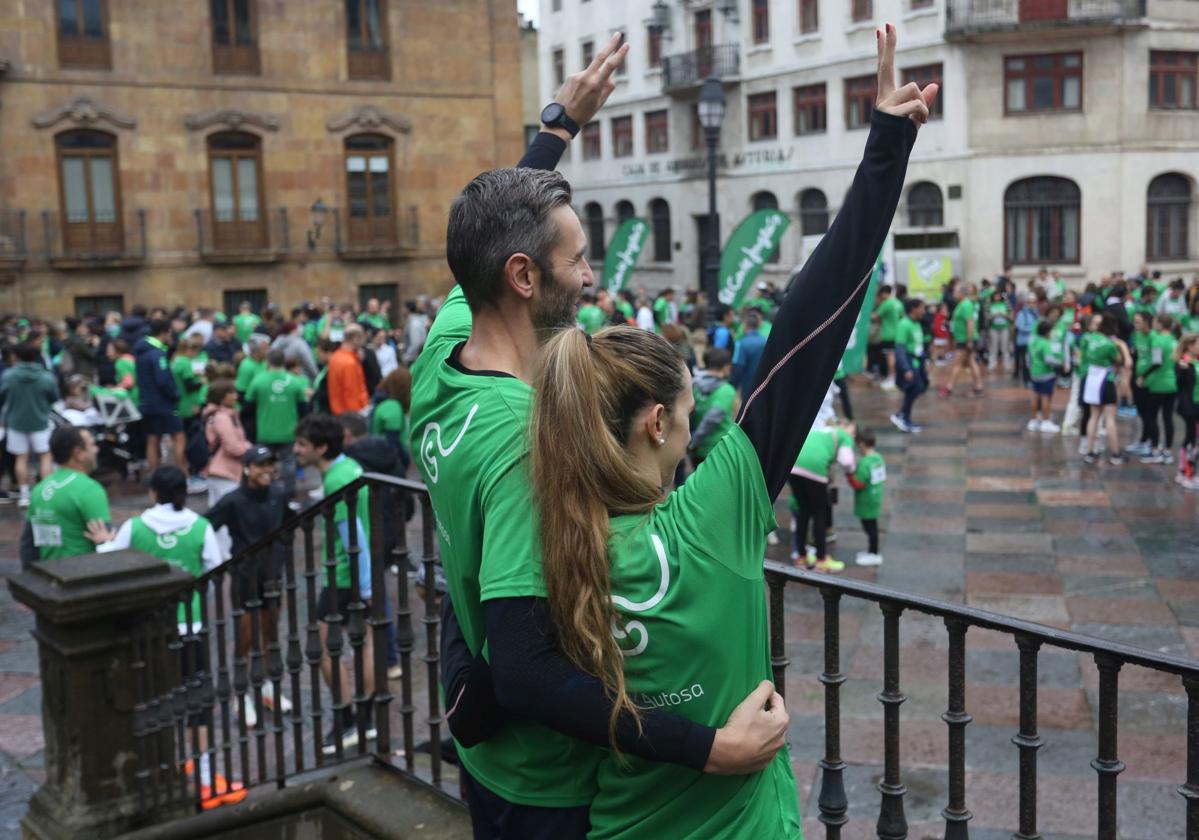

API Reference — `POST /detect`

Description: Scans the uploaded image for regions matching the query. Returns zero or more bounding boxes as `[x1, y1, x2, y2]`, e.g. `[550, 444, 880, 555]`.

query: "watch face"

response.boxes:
[541, 102, 564, 124]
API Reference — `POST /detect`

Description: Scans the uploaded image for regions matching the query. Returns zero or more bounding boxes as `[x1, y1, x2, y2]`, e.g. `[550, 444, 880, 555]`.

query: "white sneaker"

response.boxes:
[890, 414, 911, 433]
[880, 380, 897, 392]
[766, 531, 779, 546]
[241, 697, 258, 729]
[1078, 439, 1090, 455]
[856, 552, 884, 567]
[187, 477, 208, 495]
[1026, 419, 1040, 431]
[1039, 420, 1061, 433]
[261, 682, 293, 714]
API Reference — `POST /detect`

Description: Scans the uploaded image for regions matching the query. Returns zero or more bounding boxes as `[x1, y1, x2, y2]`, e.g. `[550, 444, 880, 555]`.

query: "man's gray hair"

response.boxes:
[446, 167, 573, 312]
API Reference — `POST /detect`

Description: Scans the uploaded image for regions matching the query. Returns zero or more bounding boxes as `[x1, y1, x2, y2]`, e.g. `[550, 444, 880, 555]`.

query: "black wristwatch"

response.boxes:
[540, 102, 580, 137]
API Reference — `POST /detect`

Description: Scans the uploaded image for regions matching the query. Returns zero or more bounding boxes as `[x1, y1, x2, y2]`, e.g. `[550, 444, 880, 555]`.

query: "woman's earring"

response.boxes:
[658, 437, 666, 446]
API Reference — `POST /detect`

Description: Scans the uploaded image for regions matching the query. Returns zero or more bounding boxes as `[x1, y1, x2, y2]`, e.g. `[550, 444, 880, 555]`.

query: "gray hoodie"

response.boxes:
[0, 363, 58, 432]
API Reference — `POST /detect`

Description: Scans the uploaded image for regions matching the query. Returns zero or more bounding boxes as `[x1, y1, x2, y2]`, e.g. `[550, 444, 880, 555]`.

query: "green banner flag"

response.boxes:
[840, 259, 883, 375]
[603, 217, 650, 294]
[717, 209, 791, 310]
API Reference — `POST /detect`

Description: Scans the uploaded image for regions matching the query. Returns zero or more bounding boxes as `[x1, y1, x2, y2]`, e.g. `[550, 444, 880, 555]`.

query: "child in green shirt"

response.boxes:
[847, 427, 886, 566]
[1027, 320, 1061, 433]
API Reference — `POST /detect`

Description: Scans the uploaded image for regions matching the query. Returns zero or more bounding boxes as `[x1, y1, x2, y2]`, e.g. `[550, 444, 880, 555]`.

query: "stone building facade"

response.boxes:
[537, 0, 1198, 296]
[0, 0, 523, 318]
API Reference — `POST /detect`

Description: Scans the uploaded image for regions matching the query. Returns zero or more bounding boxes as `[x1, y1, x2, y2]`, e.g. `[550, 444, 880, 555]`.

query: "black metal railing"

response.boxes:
[127, 473, 449, 820]
[764, 560, 1199, 840]
[661, 43, 740, 93]
[194, 207, 290, 261]
[39, 208, 147, 264]
[0, 210, 27, 263]
[329, 204, 421, 259]
[945, 0, 1146, 37]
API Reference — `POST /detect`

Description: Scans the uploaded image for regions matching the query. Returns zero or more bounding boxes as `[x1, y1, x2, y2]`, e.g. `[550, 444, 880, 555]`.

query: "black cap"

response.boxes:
[242, 445, 278, 466]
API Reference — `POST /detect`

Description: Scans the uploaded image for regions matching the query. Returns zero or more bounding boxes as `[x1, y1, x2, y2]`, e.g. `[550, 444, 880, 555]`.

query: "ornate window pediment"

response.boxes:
[32, 96, 136, 131]
[183, 108, 280, 132]
[326, 105, 410, 135]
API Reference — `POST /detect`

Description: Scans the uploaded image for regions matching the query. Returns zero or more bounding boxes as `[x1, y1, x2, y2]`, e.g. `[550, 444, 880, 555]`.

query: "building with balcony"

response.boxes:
[0, 0, 523, 318]
[537, 0, 1198, 295]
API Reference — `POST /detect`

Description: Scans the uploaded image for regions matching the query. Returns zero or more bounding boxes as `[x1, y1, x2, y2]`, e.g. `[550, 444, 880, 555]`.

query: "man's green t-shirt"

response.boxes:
[951, 299, 976, 344]
[589, 426, 800, 840]
[652, 296, 670, 329]
[1029, 335, 1056, 380]
[27, 468, 110, 561]
[358, 312, 390, 331]
[895, 316, 924, 359]
[577, 305, 606, 335]
[323, 455, 371, 590]
[876, 296, 903, 342]
[114, 355, 139, 406]
[235, 356, 264, 394]
[171, 355, 205, 418]
[371, 398, 406, 437]
[989, 301, 1012, 329]
[1145, 331, 1178, 394]
[408, 286, 601, 807]
[130, 515, 209, 625]
[691, 380, 736, 459]
[234, 312, 261, 344]
[852, 451, 886, 520]
[247, 368, 307, 444]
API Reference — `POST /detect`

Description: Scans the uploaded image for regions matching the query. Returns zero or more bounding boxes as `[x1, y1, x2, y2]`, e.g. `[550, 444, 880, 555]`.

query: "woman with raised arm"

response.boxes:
[527, 26, 934, 838]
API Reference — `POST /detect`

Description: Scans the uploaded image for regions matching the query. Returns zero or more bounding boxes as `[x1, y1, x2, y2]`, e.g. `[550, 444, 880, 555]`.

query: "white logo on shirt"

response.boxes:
[419, 403, 479, 484]
[40, 473, 78, 502]
[611, 532, 670, 658]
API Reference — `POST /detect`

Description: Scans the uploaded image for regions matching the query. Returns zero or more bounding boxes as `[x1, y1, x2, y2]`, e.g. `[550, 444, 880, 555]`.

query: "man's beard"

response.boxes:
[531, 265, 579, 336]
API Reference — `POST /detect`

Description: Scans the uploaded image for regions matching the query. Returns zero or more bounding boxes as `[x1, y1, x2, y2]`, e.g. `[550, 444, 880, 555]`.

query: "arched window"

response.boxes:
[56, 129, 122, 254]
[585, 201, 606, 261]
[207, 131, 265, 251]
[907, 182, 943, 228]
[344, 133, 395, 248]
[798, 188, 828, 236]
[615, 200, 635, 226]
[1147, 173, 1191, 261]
[752, 191, 780, 263]
[649, 198, 671, 262]
[1004, 177, 1080, 264]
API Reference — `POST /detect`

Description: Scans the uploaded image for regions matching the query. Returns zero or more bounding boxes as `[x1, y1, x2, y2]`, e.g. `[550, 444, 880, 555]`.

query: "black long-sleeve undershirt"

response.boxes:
[738, 110, 917, 499]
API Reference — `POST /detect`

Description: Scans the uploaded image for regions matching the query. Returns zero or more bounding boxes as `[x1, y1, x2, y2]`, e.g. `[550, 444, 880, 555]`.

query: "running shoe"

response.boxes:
[826, 530, 837, 544]
[813, 558, 846, 574]
[1108, 454, 1125, 466]
[387, 664, 404, 681]
[321, 717, 378, 756]
[939, 387, 953, 398]
[240, 697, 257, 729]
[766, 530, 780, 546]
[1078, 439, 1091, 456]
[880, 380, 897, 392]
[908, 423, 923, 434]
[1140, 451, 1166, 464]
[855, 552, 883, 567]
[1124, 441, 1149, 455]
[1181, 476, 1199, 491]
[187, 476, 208, 495]
[17, 487, 30, 508]
[891, 414, 911, 433]
[1026, 419, 1040, 432]
[184, 761, 247, 809]
[1117, 406, 1138, 419]
[970, 387, 984, 398]
[1161, 452, 1175, 465]
[260, 683, 292, 714]
[1039, 420, 1061, 433]
[1083, 452, 1098, 465]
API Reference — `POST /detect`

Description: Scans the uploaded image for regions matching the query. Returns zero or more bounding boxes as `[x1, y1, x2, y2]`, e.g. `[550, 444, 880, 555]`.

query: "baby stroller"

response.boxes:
[53, 390, 144, 481]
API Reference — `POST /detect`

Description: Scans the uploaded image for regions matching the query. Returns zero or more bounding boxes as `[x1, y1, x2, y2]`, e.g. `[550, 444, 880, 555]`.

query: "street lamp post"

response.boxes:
[697, 76, 726, 306]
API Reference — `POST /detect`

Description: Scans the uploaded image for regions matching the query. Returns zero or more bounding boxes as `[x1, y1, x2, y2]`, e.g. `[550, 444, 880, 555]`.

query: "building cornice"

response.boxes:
[31, 96, 136, 131]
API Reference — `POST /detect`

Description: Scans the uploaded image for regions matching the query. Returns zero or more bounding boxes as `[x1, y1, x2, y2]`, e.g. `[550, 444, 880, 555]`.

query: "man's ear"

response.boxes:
[504, 253, 539, 303]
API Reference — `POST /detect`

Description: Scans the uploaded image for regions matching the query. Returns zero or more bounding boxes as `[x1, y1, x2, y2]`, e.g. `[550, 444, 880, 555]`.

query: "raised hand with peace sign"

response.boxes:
[541, 32, 630, 143]
[875, 23, 939, 125]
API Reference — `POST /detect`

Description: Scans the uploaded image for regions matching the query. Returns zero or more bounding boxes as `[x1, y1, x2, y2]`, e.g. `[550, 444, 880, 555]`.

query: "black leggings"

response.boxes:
[834, 376, 853, 421]
[1013, 345, 1029, 383]
[1144, 391, 1177, 449]
[861, 518, 879, 554]
[1132, 384, 1151, 443]
[789, 475, 829, 559]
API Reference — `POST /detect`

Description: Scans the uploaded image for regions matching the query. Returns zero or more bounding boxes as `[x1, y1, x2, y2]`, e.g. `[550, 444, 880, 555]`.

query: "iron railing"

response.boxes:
[661, 43, 740, 93]
[0, 210, 27, 264]
[945, 0, 1146, 38]
[329, 204, 421, 259]
[39, 208, 147, 264]
[764, 561, 1199, 840]
[123, 475, 1199, 837]
[194, 207, 290, 261]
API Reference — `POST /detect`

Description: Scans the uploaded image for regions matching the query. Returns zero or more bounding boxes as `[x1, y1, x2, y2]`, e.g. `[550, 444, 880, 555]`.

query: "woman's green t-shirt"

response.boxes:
[1145, 331, 1178, 394]
[589, 425, 801, 840]
[371, 398, 407, 438]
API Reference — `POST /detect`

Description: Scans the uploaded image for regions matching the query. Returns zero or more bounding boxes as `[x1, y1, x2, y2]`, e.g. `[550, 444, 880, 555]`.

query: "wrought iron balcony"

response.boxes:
[662, 43, 740, 93]
[945, 0, 1146, 39]
[0, 210, 28, 268]
[39, 208, 147, 267]
[194, 207, 290, 263]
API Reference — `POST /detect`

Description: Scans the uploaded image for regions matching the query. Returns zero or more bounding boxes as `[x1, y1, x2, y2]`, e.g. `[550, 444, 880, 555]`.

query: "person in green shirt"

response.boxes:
[1127, 312, 1155, 456]
[246, 349, 309, 496]
[109, 339, 139, 406]
[1079, 313, 1127, 465]
[234, 336, 269, 440]
[172, 334, 208, 421]
[688, 348, 738, 466]
[233, 301, 262, 346]
[1027, 320, 1061, 433]
[892, 297, 927, 432]
[652, 288, 676, 331]
[1138, 315, 1179, 464]
[576, 291, 606, 335]
[371, 367, 411, 467]
[941, 281, 983, 397]
[874, 285, 904, 390]
[293, 413, 376, 753]
[357, 297, 392, 331]
[20, 426, 111, 566]
[846, 426, 886, 566]
[986, 290, 1013, 374]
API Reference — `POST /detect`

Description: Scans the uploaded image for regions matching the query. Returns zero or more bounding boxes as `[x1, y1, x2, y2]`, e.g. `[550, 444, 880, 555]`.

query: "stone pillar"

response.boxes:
[7, 551, 193, 840]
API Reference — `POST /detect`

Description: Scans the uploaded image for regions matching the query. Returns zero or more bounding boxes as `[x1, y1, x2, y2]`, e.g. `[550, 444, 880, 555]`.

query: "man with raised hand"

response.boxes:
[410, 34, 789, 838]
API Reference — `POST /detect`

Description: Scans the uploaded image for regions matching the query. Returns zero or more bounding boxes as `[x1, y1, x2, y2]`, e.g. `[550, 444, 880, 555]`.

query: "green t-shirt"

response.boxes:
[234, 312, 261, 344]
[27, 468, 111, 561]
[358, 313, 390, 331]
[652, 296, 670, 329]
[577, 305, 606, 335]
[171, 354, 206, 418]
[114, 356, 139, 406]
[1028, 335, 1056, 380]
[852, 451, 886, 520]
[989, 301, 1012, 328]
[130, 515, 210, 625]
[794, 427, 839, 479]
[1145, 331, 1178, 394]
[1081, 333, 1119, 382]
[247, 368, 308, 444]
[408, 286, 602, 807]
[323, 455, 371, 590]
[895, 316, 924, 359]
[371, 398, 406, 438]
[951, 299, 976, 344]
[691, 380, 736, 459]
[235, 356, 264, 394]
[876, 296, 904, 342]
[616, 300, 635, 322]
[589, 426, 800, 840]
[302, 320, 320, 347]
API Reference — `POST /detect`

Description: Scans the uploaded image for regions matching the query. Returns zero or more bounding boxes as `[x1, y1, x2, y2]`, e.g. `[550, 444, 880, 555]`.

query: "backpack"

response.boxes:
[185, 416, 213, 471]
